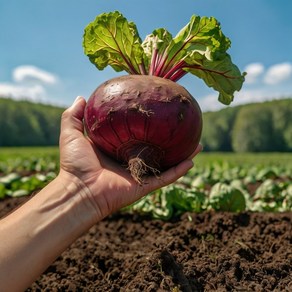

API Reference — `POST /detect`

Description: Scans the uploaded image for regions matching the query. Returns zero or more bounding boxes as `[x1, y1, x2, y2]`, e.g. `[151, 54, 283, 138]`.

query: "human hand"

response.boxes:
[59, 96, 202, 220]
[0, 96, 201, 292]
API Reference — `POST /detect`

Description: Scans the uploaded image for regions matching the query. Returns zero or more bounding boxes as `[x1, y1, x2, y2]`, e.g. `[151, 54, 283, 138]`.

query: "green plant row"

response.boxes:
[0, 172, 56, 198]
[126, 162, 292, 218]
[0, 148, 59, 198]
[0, 148, 291, 217]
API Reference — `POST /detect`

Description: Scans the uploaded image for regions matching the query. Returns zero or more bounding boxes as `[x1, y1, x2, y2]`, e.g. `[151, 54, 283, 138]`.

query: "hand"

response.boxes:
[59, 96, 202, 220]
[0, 96, 202, 292]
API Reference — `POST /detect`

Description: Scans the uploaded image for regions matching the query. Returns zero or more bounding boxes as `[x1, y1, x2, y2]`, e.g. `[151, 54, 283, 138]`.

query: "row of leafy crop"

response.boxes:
[0, 172, 56, 198]
[1, 149, 291, 216]
[0, 150, 59, 199]
[126, 163, 292, 219]
[0, 157, 58, 175]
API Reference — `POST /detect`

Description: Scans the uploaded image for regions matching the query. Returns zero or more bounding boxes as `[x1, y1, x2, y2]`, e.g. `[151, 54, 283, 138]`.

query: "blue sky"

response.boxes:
[1, 0, 292, 111]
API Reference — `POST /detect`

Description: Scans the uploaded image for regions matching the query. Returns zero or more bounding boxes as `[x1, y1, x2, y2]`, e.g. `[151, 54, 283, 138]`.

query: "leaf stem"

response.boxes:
[139, 62, 148, 75]
[169, 70, 188, 82]
[184, 64, 240, 80]
[149, 48, 158, 75]
[159, 37, 192, 77]
[162, 60, 186, 79]
[154, 49, 169, 77]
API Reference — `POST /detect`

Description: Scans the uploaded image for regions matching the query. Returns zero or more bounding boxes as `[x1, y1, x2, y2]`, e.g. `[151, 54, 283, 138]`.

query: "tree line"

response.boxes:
[0, 98, 64, 146]
[201, 98, 292, 152]
[0, 97, 291, 152]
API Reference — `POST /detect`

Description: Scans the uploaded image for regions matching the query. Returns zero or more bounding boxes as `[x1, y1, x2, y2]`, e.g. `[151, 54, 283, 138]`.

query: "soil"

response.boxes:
[1, 196, 291, 292]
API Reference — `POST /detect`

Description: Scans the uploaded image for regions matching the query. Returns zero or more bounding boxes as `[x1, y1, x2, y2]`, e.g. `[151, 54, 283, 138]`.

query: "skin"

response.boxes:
[0, 96, 202, 291]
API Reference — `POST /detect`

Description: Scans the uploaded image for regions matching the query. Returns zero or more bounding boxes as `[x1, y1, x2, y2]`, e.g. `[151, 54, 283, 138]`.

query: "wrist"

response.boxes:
[55, 170, 102, 226]
[57, 168, 116, 222]
[0, 171, 101, 291]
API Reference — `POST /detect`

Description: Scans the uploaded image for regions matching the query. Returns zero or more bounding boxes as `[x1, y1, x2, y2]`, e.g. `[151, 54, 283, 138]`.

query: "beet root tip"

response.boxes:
[128, 157, 160, 184]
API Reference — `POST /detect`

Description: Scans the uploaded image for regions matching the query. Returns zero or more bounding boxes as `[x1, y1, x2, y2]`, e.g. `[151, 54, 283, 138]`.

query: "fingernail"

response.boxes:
[186, 160, 194, 170]
[73, 96, 83, 104]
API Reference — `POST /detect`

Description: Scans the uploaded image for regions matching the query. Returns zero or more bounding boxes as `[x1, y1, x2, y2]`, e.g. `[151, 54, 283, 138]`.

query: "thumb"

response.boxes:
[61, 96, 86, 134]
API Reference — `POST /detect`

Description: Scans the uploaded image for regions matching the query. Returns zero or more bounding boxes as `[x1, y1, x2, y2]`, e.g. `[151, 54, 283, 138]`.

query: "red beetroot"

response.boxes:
[84, 75, 202, 182]
[82, 12, 245, 182]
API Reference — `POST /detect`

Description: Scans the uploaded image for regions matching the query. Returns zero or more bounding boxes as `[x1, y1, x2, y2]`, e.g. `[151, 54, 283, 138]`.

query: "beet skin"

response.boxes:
[84, 75, 202, 182]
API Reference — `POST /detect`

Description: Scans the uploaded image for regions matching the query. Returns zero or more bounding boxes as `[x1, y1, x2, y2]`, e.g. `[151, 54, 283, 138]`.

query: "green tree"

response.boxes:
[231, 105, 274, 152]
[271, 100, 292, 151]
[201, 107, 238, 151]
[0, 98, 64, 146]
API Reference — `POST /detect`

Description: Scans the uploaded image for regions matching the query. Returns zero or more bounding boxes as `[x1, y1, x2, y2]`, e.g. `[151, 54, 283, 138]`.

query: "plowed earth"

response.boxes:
[1, 196, 291, 292]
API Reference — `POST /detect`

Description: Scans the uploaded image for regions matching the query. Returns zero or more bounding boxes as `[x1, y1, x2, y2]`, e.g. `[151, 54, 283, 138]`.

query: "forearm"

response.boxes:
[0, 173, 98, 292]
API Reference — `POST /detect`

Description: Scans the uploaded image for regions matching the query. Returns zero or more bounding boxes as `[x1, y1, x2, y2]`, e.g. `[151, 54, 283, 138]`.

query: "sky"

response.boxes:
[1, 0, 292, 111]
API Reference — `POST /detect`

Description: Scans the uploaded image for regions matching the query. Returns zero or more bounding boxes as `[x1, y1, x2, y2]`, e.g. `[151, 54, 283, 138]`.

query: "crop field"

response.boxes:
[133, 151, 292, 218]
[0, 147, 59, 198]
[1, 147, 291, 291]
[1, 147, 291, 214]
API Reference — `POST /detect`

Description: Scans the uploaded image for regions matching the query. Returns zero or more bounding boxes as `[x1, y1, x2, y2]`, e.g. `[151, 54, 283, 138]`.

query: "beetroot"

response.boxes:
[82, 12, 245, 182]
[84, 75, 202, 182]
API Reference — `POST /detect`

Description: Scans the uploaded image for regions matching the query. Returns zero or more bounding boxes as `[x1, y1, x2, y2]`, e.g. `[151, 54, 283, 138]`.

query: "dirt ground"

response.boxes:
[1, 196, 291, 292]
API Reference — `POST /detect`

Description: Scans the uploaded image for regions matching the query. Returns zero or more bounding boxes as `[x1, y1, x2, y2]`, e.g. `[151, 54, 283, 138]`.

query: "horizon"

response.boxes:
[1, 95, 291, 114]
[1, 0, 292, 111]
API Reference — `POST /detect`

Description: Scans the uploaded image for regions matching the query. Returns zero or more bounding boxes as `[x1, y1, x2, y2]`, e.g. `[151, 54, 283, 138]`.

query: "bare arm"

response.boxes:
[0, 96, 202, 291]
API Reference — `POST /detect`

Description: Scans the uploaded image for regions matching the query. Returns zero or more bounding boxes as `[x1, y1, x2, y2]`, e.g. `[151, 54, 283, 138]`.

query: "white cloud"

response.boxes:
[199, 93, 223, 112]
[230, 89, 285, 106]
[13, 65, 58, 84]
[200, 88, 291, 112]
[244, 63, 264, 84]
[264, 62, 292, 85]
[242, 62, 292, 86]
[199, 90, 269, 112]
[0, 65, 59, 102]
[0, 82, 46, 101]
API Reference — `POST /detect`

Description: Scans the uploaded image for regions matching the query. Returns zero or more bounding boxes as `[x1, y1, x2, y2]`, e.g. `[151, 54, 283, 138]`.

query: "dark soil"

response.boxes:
[1, 196, 291, 292]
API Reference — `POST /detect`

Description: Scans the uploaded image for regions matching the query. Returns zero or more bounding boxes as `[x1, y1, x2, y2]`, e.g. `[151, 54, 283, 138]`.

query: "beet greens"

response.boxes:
[83, 11, 245, 105]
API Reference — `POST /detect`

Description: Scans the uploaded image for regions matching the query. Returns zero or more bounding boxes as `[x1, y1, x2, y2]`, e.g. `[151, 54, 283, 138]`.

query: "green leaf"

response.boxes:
[191, 175, 207, 190]
[256, 168, 277, 180]
[83, 11, 145, 74]
[185, 54, 245, 104]
[173, 15, 231, 60]
[126, 185, 206, 220]
[142, 14, 245, 104]
[10, 189, 29, 197]
[209, 183, 246, 212]
[165, 185, 206, 214]
[254, 179, 282, 201]
[280, 185, 292, 211]
[174, 15, 245, 104]
[0, 183, 6, 199]
[83, 11, 245, 105]
[0, 173, 20, 185]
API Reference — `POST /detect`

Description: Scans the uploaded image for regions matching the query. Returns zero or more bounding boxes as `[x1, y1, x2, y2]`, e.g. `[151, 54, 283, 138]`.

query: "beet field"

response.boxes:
[0, 148, 291, 291]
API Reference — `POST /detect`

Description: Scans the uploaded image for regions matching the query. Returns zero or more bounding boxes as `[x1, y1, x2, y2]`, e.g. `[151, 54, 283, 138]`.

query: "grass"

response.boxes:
[1, 147, 291, 169]
[194, 151, 292, 169]
[0, 146, 59, 159]
[0, 147, 291, 212]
